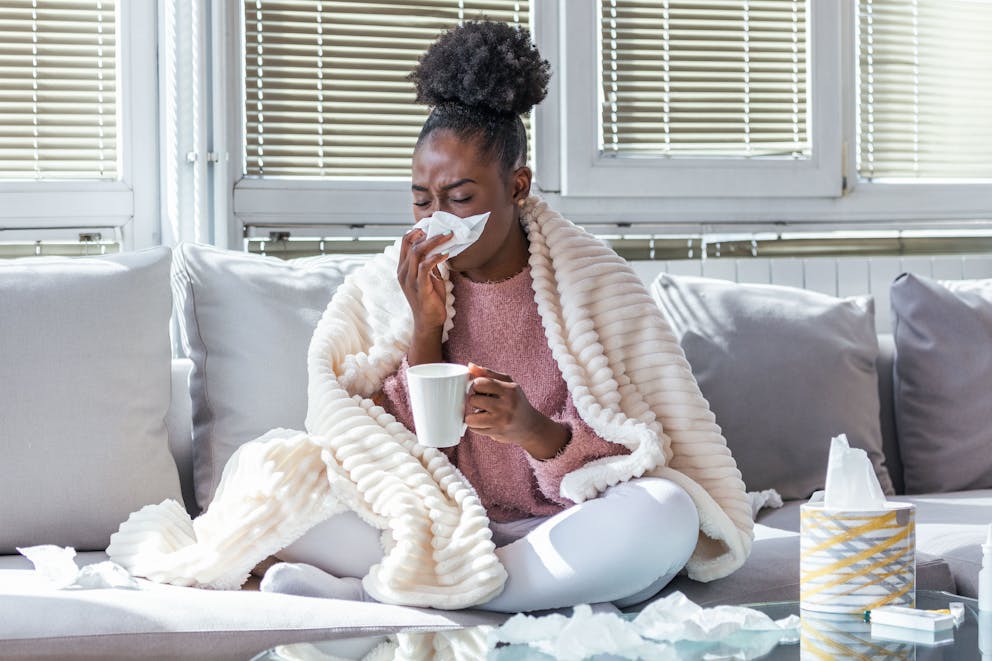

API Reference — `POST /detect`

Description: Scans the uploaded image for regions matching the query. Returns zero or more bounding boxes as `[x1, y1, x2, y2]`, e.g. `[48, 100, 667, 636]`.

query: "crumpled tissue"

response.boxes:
[410, 210, 490, 259]
[491, 592, 799, 661]
[17, 545, 140, 590]
[821, 433, 886, 510]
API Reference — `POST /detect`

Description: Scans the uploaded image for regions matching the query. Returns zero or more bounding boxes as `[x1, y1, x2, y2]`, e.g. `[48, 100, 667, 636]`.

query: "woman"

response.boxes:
[108, 19, 749, 613]
[260, 21, 726, 612]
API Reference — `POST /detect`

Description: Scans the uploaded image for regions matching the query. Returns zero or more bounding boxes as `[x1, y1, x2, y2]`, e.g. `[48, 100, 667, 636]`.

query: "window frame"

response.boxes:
[218, 0, 992, 249]
[0, 1, 161, 250]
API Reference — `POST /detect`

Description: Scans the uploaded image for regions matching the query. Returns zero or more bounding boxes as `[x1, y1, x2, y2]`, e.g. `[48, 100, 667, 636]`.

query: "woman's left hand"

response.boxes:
[465, 363, 569, 460]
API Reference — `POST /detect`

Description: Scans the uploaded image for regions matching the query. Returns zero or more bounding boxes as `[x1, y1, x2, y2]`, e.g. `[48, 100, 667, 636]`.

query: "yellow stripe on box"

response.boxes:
[800, 525, 912, 584]
[800, 510, 901, 558]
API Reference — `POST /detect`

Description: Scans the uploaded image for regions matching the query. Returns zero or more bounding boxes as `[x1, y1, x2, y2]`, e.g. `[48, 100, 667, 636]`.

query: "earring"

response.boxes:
[516, 198, 525, 208]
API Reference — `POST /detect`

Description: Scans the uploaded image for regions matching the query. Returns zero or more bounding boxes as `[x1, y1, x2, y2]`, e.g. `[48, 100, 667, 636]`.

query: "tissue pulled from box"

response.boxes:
[823, 433, 886, 511]
[491, 593, 799, 660]
[410, 210, 490, 259]
[17, 545, 139, 590]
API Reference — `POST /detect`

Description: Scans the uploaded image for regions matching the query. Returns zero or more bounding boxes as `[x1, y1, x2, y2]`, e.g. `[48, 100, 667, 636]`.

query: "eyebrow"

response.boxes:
[411, 178, 476, 193]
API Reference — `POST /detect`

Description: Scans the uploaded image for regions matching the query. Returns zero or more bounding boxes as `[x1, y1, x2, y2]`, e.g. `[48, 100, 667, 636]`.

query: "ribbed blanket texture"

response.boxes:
[107, 196, 753, 609]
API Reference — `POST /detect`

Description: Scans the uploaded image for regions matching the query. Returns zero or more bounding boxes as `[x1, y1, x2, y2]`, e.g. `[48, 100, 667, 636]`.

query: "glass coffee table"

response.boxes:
[252, 590, 987, 660]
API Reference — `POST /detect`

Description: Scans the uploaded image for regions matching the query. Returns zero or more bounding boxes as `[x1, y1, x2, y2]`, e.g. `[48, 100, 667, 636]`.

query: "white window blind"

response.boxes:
[244, 1, 530, 178]
[0, 0, 117, 179]
[858, 0, 992, 180]
[600, 0, 808, 158]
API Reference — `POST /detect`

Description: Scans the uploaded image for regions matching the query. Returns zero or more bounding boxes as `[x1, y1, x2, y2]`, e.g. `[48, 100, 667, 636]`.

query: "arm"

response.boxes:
[526, 395, 630, 506]
[463, 363, 628, 505]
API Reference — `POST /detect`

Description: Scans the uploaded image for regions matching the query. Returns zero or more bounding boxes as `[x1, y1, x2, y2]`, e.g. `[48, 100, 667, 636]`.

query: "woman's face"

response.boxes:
[411, 129, 530, 273]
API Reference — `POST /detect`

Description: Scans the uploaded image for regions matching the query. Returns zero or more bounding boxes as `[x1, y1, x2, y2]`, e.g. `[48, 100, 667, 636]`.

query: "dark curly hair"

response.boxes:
[409, 20, 550, 175]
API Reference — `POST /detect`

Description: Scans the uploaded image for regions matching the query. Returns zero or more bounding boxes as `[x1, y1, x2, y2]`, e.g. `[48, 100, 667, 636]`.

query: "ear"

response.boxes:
[511, 166, 532, 205]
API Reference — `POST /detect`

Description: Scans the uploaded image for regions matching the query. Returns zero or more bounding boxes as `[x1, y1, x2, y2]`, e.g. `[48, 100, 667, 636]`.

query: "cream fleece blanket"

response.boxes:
[108, 196, 752, 609]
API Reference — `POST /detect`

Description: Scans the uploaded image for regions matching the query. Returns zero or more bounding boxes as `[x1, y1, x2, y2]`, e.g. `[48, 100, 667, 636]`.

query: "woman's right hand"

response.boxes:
[397, 228, 452, 333]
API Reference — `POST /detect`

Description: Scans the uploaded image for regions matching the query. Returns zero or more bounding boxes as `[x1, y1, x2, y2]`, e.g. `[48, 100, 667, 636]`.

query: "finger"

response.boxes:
[469, 377, 512, 397]
[467, 393, 499, 410]
[408, 234, 451, 284]
[418, 251, 449, 290]
[465, 411, 495, 429]
[399, 228, 424, 264]
[467, 362, 512, 383]
[411, 231, 454, 261]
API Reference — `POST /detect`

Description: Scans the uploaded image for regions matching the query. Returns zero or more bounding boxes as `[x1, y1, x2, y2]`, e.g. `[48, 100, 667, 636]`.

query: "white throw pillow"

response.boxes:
[171, 243, 369, 510]
[0, 247, 182, 552]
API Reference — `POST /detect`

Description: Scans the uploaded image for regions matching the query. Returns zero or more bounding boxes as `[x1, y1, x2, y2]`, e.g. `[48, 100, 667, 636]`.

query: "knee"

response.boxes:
[604, 478, 699, 557]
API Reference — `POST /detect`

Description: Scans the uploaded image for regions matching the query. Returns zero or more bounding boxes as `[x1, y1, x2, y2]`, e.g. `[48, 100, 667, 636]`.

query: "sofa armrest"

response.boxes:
[167, 358, 199, 517]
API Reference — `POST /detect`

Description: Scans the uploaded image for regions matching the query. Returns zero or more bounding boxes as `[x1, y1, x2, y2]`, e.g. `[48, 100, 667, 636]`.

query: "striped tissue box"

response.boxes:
[800, 502, 916, 614]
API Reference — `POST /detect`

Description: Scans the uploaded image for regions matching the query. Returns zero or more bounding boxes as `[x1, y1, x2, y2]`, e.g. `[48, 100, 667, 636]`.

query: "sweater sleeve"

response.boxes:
[525, 392, 630, 507]
[374, 357, 416, 432]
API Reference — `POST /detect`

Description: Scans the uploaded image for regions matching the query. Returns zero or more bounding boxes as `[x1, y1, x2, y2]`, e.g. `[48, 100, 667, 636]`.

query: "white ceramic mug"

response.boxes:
[406, 363, 470, 448]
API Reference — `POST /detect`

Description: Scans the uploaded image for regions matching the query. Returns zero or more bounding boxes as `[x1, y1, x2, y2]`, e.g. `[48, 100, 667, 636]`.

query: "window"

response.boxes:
[858, 0, 992, 181]
[242, 0, 530, 178]
[0, 1, 159, 249]
[557, 0, 841, 198]
[600, 0, 808, 159]
[0, 0, 116, 179]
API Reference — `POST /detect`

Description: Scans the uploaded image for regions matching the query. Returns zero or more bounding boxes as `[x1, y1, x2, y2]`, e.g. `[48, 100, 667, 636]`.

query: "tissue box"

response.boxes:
[800, 502, 915, 614]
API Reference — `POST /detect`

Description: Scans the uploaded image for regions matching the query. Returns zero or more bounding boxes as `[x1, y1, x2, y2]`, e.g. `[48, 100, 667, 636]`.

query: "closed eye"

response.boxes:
[413, 200, 430, 207]
[452, 197, 472, 204]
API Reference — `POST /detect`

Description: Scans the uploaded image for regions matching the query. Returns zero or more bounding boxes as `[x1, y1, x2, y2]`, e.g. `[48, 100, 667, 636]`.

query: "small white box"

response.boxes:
[868, 606, 954, 631]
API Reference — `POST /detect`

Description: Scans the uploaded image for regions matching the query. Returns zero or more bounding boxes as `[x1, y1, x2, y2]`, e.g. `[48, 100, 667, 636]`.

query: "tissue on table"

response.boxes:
[491, 595, 799, 661]
[800, 434, 915, 614]
[17, 544, 140, 590]
[409, 210, 490, 259]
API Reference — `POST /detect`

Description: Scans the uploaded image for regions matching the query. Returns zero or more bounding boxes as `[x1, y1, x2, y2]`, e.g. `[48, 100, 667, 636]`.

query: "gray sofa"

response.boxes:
[2, 246, 990, 660]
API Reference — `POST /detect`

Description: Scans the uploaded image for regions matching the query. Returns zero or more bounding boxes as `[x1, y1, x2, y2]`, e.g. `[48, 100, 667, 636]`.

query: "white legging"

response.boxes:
[268, 477, 699, 612]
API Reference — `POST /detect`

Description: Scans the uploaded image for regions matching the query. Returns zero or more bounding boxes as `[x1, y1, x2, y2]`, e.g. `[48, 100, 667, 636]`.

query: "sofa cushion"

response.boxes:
[0, 248, 182, 554]
[171, 243, 369, 509]
[890, 272, 992, 494]
[651, 274, 894, 500]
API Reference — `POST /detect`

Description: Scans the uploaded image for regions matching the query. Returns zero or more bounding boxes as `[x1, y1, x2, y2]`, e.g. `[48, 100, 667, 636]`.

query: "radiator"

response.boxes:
[630, 255, 992, 333]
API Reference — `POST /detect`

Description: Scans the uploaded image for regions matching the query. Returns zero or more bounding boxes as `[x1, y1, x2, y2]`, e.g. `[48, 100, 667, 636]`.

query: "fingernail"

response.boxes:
[440, 251, 450, 258]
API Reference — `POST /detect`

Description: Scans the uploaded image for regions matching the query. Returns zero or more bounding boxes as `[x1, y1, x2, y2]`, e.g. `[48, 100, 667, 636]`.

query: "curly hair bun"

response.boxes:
[410, 20, 550, 117]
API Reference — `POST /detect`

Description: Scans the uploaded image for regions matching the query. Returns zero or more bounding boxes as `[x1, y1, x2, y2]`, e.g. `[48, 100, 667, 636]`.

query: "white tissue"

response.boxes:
[410, 210, 490, 258]
[823, 433, 886, 511]
[17, 545, 140, 590]
[634, 591, 800, 641]
[491, 593, 799, 660]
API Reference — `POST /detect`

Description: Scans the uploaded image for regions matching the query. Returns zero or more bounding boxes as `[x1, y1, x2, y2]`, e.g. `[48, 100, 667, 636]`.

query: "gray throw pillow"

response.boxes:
[651, 273, 894, 500]
[890, 273, 992, 494]
[171, 243, 369, 510]
[0, 248, 182, 552]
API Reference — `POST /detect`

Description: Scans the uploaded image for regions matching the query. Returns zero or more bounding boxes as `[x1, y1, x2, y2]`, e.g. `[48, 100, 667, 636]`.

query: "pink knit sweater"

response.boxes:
[378, 266, 629, 523]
